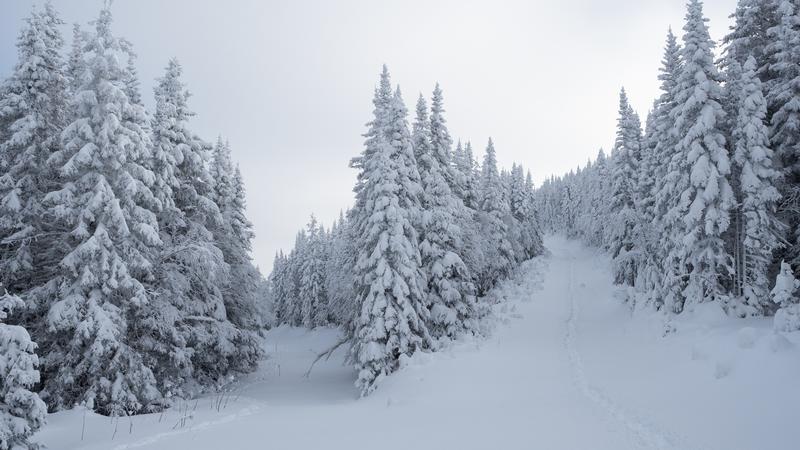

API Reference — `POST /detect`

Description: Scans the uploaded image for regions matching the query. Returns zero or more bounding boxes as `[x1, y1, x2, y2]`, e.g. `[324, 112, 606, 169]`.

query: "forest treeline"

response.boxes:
[534, 0, 800, 333]
[0, 4, 268, 448]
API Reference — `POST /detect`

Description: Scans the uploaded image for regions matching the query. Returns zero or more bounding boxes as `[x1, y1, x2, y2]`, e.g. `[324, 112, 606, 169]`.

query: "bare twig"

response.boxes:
[303, 337, 349, 378]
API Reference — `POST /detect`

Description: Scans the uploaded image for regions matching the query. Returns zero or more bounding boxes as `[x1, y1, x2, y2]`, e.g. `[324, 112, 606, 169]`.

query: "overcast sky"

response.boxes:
[0, 0, 736, 272]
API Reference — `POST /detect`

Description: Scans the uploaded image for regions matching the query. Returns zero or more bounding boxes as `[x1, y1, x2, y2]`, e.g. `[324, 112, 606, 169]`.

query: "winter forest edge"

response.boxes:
[2, 0, 800, 449]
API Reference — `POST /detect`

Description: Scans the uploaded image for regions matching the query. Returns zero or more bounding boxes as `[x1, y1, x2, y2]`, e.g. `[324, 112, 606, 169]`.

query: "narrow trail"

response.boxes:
[559, 242, 697, 450]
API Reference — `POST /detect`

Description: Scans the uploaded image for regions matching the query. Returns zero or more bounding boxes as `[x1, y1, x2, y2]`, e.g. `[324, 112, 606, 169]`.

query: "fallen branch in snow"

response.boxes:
[303, 337, 349, 378]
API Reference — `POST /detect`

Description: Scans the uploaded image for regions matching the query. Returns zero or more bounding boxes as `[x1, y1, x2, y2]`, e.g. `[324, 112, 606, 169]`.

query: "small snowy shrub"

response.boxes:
[771, 262, 800, 332]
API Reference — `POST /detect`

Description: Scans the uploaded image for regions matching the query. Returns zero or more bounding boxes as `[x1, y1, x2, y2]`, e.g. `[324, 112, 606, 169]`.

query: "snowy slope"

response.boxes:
[34, 236, 800, 450]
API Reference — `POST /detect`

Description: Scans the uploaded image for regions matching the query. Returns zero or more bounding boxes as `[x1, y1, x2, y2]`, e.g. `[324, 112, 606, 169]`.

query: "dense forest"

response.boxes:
[269, 69, 545, 395]
[0, 4, 268, 448]
[535, 0, 800, 332]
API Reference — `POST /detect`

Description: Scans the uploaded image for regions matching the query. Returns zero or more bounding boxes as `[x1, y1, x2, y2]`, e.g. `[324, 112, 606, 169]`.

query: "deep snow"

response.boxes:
[34, 236, 800, 450]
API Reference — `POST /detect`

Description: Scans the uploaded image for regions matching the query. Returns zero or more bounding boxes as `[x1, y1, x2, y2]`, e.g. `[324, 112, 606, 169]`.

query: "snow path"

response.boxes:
[562, 247, 698, 450]
[36, 236, 800, 450]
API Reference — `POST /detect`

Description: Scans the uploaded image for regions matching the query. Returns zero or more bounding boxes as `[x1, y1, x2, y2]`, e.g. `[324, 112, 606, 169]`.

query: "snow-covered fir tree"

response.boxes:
[41, 7, 163, 414]
[298, 215, 329, 328]
[477, 138, 515, 292]
[0, 3, 67, 295]
[768, 0, 800, 266]
[723, 0, 781, 81]
[669, 0, 734, 310]
[772, 261, 800, 331]
[348, 70, 431, 395]
[608, 88, 643, 286]
[210, 139, 265, 334]
[412, 93, 477, 340]
[731, 56, 783, 314]
[325, 211, 357, 327]
[0, 288, 46, 450]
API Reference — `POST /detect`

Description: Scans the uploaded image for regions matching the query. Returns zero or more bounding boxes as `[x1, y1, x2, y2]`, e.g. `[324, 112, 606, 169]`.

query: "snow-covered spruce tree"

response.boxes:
[283, 230, 307, 326]
[0, 3, 67, 294]
[669, 0, 734, 311]
[299, 215, 329, 328]
[772, 261, 800, 331]
[65, 23, 86, 96]
[723, 0, 781, 82]
[0, 289, 46, 450]
[608, 88, 643, 286]
[461, 141, 482, 211]
[731, 56, 783, 315]
[325, 210, 358, 327]
[585, 149, 611, 248]
[510, 164, 544, 259]
[524, 170, 545, 255]
[767, 0, 800, 267]
[348, 74, 432, 395]
[429, 83, 456, 189]
[269, 250, 290, 325]
[450, 139, 485, 282]
[123, 52, 143, 107]
[477, 138, 515, 293]
[41, 7, 163, 415]
[211, 139, 266, 334]
[652, 28, 686, 311]
[142, 59, 254, 397]
[632, 109, 661, 296]
[412, 94, 477, 341]
[350, 64, 394, 212]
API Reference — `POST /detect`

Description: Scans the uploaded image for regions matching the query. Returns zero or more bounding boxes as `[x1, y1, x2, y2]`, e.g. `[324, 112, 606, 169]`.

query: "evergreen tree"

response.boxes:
[723, 0, 781, 80]
[65, 23, 86, 96]
[768, 0, 800, 266]
[0, 288, 46, 450]
[349, 70, 431, 395]
[0, 3, 67, 294]
[269, 250, 289, 325]
[412, 94, 477, 340]
[41, 7, 163, 414]
[299, 215, 329, 328]
[143, 58, 253, 397]
[208, 140, 263, 356]
[429, 83, 456, 188]
[652, 28, 687, 310]
[732, 56, 783, 313]
[772, 261, 800, 330]
[325, 211, 357, 327]
[669, 0, 734, 310]
[477, 138, 514, 292]
[609, 88, 643, 286]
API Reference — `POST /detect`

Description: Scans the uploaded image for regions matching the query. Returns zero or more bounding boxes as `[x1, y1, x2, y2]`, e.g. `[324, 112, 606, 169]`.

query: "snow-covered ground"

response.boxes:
[35, 236, 800, 450]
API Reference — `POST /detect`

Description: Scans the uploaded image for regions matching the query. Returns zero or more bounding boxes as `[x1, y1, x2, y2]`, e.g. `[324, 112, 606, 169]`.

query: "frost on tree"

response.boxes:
[723, 0, 781, 80]
[730, 56, 782, 315]
[608, 88, 643, 287]
[349, 69, 431, 396]
[477, 138, 515, 292]
[0, 290, 46, 450]
[325, 211, 358, 327]
[0, 3, 67, 294]
[650, 29, 685, 309]
[768, 0, 800, 266]
[669, 0, 734, 311]
[413, 93, 477, 341]
[41, 8, 163, 415]
[143, 59, 259, 396]
[771, 261, 800, 332]
[299, 215, 330, 328]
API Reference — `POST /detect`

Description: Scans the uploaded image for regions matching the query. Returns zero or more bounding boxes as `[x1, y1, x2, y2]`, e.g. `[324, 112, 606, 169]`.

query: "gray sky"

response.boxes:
[1, 0, 736, 272]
